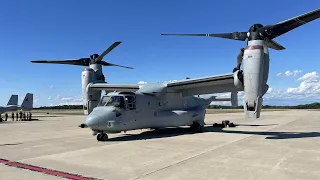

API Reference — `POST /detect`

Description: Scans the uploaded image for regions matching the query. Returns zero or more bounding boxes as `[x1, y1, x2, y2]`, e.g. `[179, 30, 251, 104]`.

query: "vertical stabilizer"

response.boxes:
[7, 95, 18, 106]
[21, 93, 33, 111]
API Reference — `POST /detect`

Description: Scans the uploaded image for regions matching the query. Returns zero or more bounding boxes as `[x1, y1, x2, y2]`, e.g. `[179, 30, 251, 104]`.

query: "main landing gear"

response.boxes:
[190, 122, 204, 133]
[97, 133, 108, 141]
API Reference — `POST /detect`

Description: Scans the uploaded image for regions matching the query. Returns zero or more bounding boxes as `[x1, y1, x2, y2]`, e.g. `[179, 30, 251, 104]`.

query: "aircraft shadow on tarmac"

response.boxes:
[0, 143, 23, 147]
[35, 115, 63, 118]
[107, 124, 320, 142]
[0, 119, 44, 124]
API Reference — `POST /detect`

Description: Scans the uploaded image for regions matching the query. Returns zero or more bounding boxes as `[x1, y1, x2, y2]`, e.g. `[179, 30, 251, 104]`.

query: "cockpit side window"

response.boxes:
[106, 96, 126, 109]
[98, 96, 111, 106]
[125, 96, 136, 110]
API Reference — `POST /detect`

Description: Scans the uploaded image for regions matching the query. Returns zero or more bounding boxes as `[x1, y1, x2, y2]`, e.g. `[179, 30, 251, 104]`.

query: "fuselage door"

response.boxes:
[122, 95, 139, 129]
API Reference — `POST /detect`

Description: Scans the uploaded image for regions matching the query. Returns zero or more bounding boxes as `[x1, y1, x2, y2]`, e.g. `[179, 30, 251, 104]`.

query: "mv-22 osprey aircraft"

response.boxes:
[31, 8, 320, 141]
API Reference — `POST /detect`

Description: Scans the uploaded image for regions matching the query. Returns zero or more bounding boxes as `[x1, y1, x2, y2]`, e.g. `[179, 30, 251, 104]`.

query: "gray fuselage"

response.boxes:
[85, 90, 212, 134]
[0, 105, 18, 114]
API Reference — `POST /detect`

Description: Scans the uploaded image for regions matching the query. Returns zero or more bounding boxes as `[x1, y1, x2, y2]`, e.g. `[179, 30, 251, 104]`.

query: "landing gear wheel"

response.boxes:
[190, 122, 204, 133]
[97, 133, 108, 141]
[102, 134, 108, 141]
[97, 133, 103, 141]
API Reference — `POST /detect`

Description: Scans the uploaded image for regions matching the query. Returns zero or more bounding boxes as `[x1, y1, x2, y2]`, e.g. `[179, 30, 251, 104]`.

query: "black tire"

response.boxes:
[102, 134, 108, 141]
[196, 125, 204, 133]
[97, 134, 103, 141]
[191, 122, 204, 133]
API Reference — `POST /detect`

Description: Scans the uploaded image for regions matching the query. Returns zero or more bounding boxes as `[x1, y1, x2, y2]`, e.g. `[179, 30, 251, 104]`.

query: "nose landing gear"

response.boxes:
[97, 133, 108, 141]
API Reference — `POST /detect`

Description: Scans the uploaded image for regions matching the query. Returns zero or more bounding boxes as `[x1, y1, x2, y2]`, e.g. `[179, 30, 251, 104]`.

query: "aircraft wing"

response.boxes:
[87, 83, 140, 92]
[166, 73, 242, 96]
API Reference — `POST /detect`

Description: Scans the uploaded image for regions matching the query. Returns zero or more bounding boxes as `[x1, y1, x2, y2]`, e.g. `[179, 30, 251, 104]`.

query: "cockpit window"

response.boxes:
[105, 96, 126, 109]
[125, 96, 136, 110]
[98, 96, 111, 106]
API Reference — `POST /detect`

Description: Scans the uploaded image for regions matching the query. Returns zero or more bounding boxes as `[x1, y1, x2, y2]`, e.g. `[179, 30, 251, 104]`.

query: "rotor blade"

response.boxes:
[260, 8, 320, 39]
[161, 32, 248, 41]
[101, 61, 133, 69]
[30, 59, 90, 66]
[96, 41, 122, 62]
[265, 38, 285, 50]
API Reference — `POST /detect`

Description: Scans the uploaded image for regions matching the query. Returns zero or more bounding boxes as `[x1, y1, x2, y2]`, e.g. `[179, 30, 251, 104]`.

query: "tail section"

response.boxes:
[21, 93, 33, 111]
[7, 95, 18, 106]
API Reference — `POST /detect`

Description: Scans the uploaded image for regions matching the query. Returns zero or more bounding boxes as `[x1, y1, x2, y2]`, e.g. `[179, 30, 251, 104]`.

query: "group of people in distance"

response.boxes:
[0, 112, 32, 122]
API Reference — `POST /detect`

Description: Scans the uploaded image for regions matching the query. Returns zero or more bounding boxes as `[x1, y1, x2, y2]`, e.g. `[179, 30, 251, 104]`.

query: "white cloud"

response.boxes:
[205, 72, 319, 106]
[54, 95, 60, 100]
[264, 71, 320, 101]
[58, 102, 82, 106]
[49, 85, 54, 89]
[48, 95, 61, 101]
[61, 97, 72, 101]
[286, 72, 320, 96]
[137, 81, 147, 85]
[276, 70, 302, 77]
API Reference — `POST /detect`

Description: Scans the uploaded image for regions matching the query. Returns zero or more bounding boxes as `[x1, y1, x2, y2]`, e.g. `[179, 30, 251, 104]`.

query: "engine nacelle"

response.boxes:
[242, 40, 270, 119]
[82, 68, 97, 115]
[233, 70, 244, 89]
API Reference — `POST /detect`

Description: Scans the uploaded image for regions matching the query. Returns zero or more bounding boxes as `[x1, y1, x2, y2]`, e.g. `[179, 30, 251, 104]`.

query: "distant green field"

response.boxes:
[32, 109, 84, 115]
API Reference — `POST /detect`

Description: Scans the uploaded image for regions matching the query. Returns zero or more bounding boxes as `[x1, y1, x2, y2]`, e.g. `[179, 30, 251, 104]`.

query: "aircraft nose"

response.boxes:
[85, 107, 118, 130]
[85, 113, 101, 130]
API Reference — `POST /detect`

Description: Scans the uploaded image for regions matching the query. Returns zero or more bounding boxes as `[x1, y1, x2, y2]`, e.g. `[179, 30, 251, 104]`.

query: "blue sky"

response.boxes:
[0, 0, 319, 107]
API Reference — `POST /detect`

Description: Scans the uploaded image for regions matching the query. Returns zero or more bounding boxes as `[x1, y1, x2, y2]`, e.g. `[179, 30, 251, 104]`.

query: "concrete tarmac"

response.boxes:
[0, 110, 319, 180]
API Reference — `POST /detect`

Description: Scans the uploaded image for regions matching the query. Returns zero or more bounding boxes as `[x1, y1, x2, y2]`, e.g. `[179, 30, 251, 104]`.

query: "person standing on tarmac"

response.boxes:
[29, 112, 32, 120]
[5, 113, 8, 121]
[12, 112, 14, 121]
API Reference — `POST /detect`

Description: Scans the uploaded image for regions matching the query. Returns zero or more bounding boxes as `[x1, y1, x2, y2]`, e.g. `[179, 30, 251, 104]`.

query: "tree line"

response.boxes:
[208, 102, 320, 109]
[35, 102, 320, 110]
[36, 105, 83, 109]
